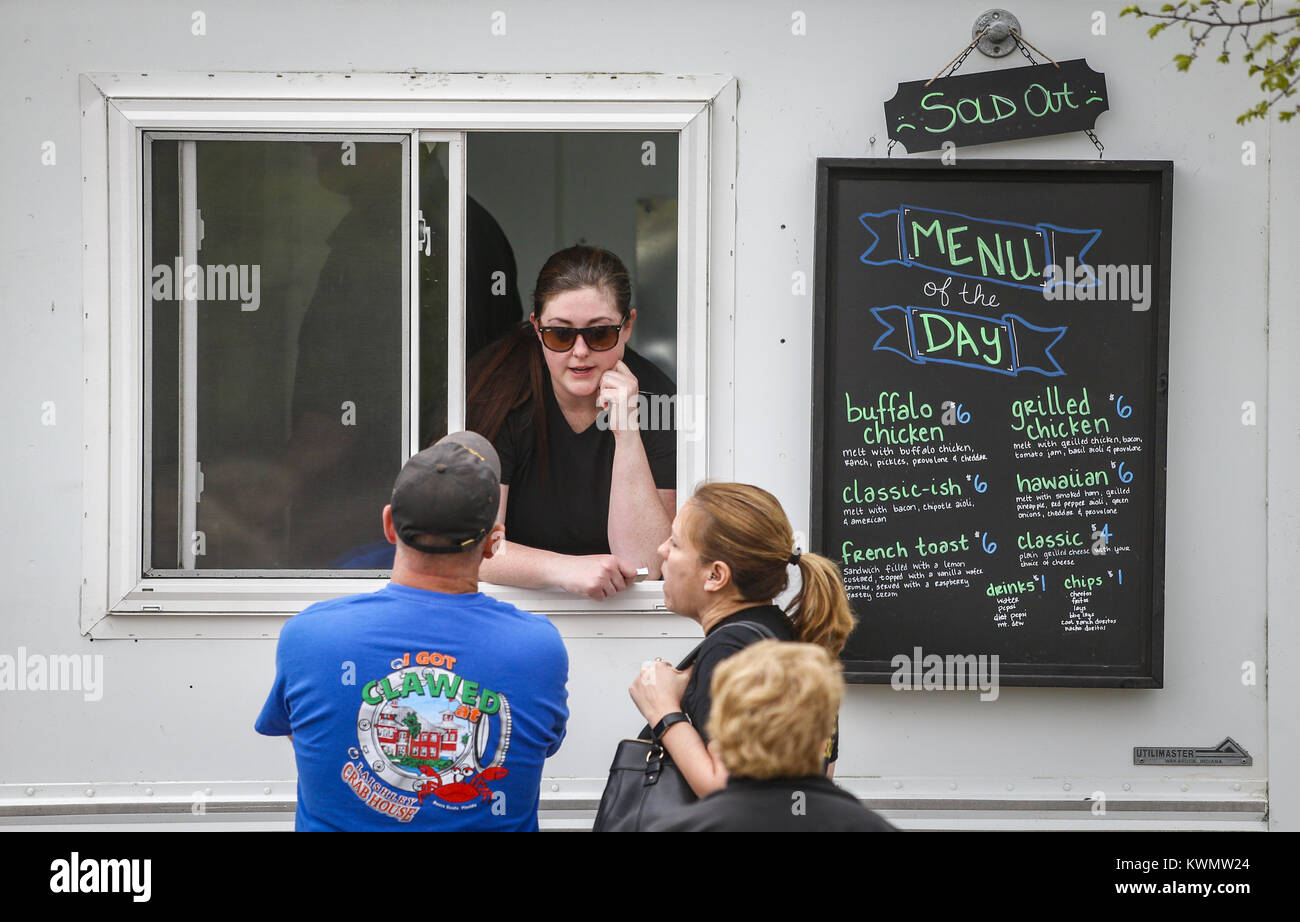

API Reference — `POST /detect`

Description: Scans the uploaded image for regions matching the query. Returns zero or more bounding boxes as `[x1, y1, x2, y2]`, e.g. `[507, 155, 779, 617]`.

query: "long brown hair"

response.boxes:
[685, 482, 857, 656]
[465, 246, 632, 479]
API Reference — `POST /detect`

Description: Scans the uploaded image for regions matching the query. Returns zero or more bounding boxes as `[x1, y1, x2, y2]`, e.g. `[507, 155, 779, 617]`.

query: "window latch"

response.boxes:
[417, 210, 432, 257]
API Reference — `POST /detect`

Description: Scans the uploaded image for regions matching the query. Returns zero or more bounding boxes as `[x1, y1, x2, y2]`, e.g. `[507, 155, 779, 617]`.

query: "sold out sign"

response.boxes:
[883, 59, 1108, 152]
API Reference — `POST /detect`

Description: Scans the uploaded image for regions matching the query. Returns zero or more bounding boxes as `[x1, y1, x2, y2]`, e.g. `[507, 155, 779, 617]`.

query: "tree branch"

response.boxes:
[1123, 1, 1300, 122]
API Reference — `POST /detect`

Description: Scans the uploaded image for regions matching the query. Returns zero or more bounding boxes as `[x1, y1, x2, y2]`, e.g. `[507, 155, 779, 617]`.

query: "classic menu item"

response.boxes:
[812, 160, 1171, 686]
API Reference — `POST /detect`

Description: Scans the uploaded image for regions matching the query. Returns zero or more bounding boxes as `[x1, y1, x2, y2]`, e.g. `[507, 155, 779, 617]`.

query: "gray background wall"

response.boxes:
[2, 0, 1295, 827]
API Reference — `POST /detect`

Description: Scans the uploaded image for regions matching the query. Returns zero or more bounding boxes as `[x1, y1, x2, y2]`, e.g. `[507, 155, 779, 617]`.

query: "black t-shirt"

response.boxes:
[646, 775, 898, 832]
[659, 604, 841, 766]
[678, 605, 796, 741]
[493, 347, 676, 556]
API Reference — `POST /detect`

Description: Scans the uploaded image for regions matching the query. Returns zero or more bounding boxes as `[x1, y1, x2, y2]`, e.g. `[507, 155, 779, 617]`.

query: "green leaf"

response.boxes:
[1149, 21, 1171, 37]
[1218, 53, 1231, 63]
[1174, 53, 1194, 70]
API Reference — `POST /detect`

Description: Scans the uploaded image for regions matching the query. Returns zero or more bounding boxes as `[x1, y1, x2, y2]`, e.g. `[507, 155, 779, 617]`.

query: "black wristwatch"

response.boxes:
[652, 712, 691, 741]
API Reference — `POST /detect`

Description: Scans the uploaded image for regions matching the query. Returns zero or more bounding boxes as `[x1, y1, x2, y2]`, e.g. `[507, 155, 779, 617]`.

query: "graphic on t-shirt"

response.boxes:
[345, 649, 513, 821]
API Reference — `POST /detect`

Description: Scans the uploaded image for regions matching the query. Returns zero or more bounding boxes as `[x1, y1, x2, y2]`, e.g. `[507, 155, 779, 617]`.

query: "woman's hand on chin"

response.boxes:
[559, 554, 639, 601]
[597, 361, 642, 434]
[629, 659, 693, 726]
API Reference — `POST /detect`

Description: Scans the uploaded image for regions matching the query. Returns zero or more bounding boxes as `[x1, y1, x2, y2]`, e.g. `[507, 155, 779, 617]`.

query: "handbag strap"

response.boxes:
[634, 613, 774, 743]
[638, 619, 782, 742]
[675, 619, 779, 670]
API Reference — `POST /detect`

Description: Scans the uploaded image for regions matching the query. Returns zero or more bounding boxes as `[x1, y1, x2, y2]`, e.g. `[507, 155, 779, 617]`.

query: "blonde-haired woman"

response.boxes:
[647, 641, 895, 832]
[627, 482, 857, 798]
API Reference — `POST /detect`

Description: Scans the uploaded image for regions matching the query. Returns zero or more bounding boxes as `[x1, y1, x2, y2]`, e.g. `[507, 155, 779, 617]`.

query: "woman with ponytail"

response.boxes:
[626, 482, 857, 798]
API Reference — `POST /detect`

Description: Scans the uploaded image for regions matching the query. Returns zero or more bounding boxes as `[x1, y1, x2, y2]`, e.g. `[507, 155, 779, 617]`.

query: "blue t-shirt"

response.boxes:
[256, 583, 569, 831]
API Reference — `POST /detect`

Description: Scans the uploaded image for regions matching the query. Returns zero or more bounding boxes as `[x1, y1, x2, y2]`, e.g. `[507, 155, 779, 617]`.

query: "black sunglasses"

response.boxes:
[534, 319, 627, 353]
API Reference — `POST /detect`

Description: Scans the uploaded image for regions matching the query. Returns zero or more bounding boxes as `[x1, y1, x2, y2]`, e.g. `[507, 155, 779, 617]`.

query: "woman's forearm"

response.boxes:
[607, 430, 671, 576]
[658, 721, 728, 798]
[477, 542, 568, 591]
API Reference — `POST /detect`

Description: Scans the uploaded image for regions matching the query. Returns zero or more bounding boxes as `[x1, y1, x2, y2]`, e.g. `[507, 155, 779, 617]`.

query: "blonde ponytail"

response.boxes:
[788, 553, 857, 656]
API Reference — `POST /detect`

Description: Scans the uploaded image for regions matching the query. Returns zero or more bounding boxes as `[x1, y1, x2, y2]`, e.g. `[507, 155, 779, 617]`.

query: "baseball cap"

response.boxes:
[390, 431, 501, 553]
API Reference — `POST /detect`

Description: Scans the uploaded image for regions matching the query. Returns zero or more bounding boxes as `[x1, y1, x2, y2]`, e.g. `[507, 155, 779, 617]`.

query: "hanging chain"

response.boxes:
[945, 40, 981, 79]
[1084, 128, 1105, 158]
[1011, 32, 1039, 65]
[1012, 32, 1106, 158]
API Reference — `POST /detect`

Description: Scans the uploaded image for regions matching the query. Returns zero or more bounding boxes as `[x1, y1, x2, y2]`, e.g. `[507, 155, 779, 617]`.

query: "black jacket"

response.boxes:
[646, 775, 898, 832]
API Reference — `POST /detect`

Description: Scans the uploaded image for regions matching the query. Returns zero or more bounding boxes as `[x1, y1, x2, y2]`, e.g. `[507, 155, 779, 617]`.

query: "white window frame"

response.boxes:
[79, 72, 737, 637]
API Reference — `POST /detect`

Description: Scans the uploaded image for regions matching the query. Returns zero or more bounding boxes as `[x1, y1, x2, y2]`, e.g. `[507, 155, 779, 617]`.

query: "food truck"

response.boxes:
[2, 0, 1295, 833]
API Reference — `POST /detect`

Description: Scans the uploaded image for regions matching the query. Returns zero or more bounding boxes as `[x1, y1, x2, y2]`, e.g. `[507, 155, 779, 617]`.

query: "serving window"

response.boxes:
[79, 73, 732, 633]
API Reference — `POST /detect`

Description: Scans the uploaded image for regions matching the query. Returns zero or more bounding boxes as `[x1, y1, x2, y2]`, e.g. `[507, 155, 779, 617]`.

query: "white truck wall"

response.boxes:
[1, 0, 1294, 829]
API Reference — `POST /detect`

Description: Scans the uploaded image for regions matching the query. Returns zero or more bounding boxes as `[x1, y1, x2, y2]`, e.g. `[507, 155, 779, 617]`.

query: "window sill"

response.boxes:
[88, 578, 673, 639]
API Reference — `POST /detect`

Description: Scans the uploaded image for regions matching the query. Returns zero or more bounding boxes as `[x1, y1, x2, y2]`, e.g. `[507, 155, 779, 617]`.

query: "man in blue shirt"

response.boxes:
[256, 432, 569, 830]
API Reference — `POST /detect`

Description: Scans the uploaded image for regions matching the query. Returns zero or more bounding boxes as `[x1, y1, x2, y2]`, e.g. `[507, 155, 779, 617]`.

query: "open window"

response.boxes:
[144, 133, 419, 575]
[80, 73, 735, 635]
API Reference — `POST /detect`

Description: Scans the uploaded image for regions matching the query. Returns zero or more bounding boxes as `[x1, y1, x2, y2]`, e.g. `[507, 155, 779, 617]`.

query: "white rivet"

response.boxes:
[1232, 783, 1241, 792]
[24, 787, 34, 796]
[1122, 783, 1131, 791]
[1180, 784, 1189, 792]
[892, 781, 902, 789]
[264, 786, 272, 795]
[144, 788, 154, 796]
[85, 788, 95, 797]
[1005, 784, 1014, 791]
[1062, 782, 1072, 791]
[948, 783, 957, 791]
[551, 784, 558, 791]
[204, 787, 212, 796]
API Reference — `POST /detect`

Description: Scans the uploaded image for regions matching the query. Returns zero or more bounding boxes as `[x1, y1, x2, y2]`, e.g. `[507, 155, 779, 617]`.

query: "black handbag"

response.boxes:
[591, 621, 777, 832]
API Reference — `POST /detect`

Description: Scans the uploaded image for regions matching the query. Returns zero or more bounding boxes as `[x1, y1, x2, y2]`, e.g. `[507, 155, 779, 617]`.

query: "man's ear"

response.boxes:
[382, 505, 398, 545]
[481, 523, 507, 560]
[623, 307, 637, 336]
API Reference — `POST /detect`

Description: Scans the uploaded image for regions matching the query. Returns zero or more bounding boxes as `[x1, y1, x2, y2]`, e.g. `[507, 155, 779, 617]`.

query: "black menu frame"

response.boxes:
[811, 159, 1171, 687]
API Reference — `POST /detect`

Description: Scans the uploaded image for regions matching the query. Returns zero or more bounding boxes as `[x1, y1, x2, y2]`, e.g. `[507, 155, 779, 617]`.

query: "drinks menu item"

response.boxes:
[812, 160, 1171, 686]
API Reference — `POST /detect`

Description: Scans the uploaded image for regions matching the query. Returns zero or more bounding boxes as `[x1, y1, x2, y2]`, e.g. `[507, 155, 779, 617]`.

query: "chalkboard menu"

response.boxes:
[812, 160, 1171, 687]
